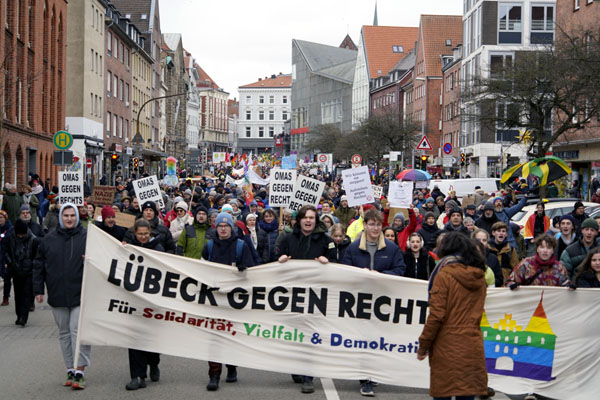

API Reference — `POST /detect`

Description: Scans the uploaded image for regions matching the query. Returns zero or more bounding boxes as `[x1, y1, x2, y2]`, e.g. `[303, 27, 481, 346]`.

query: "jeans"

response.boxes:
[12, 274, 32, 322]
[51, 306, 91, 368]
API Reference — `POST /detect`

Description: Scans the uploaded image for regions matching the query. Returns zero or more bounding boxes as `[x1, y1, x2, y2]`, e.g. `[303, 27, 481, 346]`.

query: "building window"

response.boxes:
[245, 126, 251, 137]
[282, 111, 288, 120]
[259, 110, 264, 120]
[246, 110, 251, 120]
[269, 110, 274, 120]
[259, 95, 264, 104]
[269, 95, 274, 104]
[269, 127, 274, 137]
[119, 117, 123, 138]
[125, 83, 129, 105]
[107, 71, 112, 96]
[246, 95, 251, 104]
[574, 0, 580, 10]
[258, 127, 264, 137]
[113, 75, 118, 98]
[113, 114, 117, 136]
[106, 112, 111, 133]
[125, 49, 129, 67]
[114, 37, 118, 59]
[498, 4, 522, 44]
[107, 32, 112, 55]
[392, 45, 404, 53]
[282, 95, 288, 104]
[531, 6, 554, 44]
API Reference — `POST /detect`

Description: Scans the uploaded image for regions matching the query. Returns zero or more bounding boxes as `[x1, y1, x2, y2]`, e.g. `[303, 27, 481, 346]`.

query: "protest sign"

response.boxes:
[58, 171, 84, 205]
[388, 181, 413, 208]
[132, 175, 165, 209]
[372, 185, 383, 200]
[91, 186, 116, 206]
[281, 155, 297, 170]
[287, 175, 325, 211]
[341, 166, 375, 207]
[79, 225, 600, 399]
[268, 169, 297, 207]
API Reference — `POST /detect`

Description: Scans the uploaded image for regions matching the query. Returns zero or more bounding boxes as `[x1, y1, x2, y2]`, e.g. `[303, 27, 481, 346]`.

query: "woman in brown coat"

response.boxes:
[417, 231, 488, 400]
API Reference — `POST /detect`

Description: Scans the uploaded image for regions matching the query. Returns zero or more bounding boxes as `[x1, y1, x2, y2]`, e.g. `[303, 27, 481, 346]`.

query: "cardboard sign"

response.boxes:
[94, 207, 136, 229]
[58, 171, 84, 206]
[281, 155, 297, 170]
[388, 181, 413, 208]
[341, 166, 375, 207]
[91, 186, 116, 206]
[372, 185, 383, 200]
[132, 175, 165, 209]
[287, 175, 325, 212]
[387, 207, 408, 225]
[268, 169, 297, 207]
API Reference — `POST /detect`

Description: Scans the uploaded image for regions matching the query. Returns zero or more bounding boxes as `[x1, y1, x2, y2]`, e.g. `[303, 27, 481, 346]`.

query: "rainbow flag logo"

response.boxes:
[480, 292, 556, 381]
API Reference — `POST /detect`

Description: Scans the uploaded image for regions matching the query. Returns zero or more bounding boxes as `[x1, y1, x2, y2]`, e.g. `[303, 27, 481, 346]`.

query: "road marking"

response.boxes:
[321, 378, 340, 400]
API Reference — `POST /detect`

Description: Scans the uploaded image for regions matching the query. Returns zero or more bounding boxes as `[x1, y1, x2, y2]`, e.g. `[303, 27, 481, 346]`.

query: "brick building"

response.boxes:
[440, 45, 462, 175]
[0, 0, 67, 188]
[553, 0, 600, 198]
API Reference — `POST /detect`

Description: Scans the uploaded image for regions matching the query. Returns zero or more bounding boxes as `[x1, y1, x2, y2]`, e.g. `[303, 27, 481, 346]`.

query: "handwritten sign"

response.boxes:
[341, 166, 375, 207]
[58, 171, 84, 205]
[132, 175, 165, 209]
[372, 185, 383, 200]
[91, 186, 116, 206]
[269, 169, 297, 207]
[388, 181, 413, 208]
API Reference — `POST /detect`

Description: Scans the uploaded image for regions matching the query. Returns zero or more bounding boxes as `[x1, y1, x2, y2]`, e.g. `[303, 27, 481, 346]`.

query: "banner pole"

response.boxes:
[73, 225, 93, 371]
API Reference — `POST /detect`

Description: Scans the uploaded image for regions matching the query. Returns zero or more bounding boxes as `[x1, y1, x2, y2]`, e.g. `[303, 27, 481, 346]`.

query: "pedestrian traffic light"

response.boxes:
[133, 157, 139, 168]
[460, 152, 466, 166]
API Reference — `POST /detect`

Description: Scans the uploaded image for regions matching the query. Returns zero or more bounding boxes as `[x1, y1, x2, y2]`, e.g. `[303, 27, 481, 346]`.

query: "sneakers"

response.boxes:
[72, 373, 86, 390]
[64, 371, 75, 387]
[206, 375, 219, 391]
[291, 374, 303, 384]
[524, 394, 537, 400]
[15, 318, 26, 326]
[126, 377, 147, 390]
[360, 381, 375, 397]
[149, 365, 160, 382]
[225, 366, 237, 383]
[301, 378, 314, 394]
[1, 296, 8, 306]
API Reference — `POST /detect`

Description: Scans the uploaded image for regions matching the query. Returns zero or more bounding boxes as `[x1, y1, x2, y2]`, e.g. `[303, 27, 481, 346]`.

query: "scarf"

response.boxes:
[532, 253, 557, 269]
[32, 185, 43, 195]
[248, 227, 258, 249]
[258, 219, 279, 233]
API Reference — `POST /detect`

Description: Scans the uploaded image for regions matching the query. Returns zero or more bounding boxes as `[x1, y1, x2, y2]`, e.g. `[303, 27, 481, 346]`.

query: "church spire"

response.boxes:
[373, 0, 378, 26]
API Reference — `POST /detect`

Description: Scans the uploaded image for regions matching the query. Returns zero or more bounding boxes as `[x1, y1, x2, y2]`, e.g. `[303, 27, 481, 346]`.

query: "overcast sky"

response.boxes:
[160, 0, 463, 100]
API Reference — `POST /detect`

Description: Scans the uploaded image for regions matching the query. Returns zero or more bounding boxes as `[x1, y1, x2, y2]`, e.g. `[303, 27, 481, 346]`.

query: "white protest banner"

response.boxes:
[58, 171, 84, 205]
[268, 169, 296, 207]
[372, 185, 383, 200]
[248, 168, 270, 186]
[79, 225, 600, 399]
[341, 166, 375, 207]
[287, 175, 325, 211]
[388, 181, 413, 208]
[132, 175, 165, 209]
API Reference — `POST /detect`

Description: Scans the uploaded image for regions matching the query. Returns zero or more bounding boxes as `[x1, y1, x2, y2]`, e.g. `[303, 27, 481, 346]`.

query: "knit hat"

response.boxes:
[195, 205, 208, 216]
[245, 213, 257, 222]
[173, 196, 184, 204]
[221, 204, 233, 213]
[393, 212, 405, 224]
[14, 219, 28, 235]
[141, 201, 158, 215]
[101, 205, 115, 220]
[341, 195, 348, 202]
[215, 212, 234, 229]
[175, 201, 188, 211]
[424, 211, 435, 220]
[574, 201, 584, 210]
[446, 200, 460, 209]
[560, 214, 576, 225]
[19, 204, 31, 213]
[425, 197, 435, 204]
[229, 199, 239, 206]
[483, 201, 495, 211]
[448, 208, 463, 218]
[582, 218, 599, 231]
[363, 204, 376, 212]
[493, 196, 503, 205]
[466, 203, 476, 210]
[250, 200, 258, 207]
[184, 189, 192, 196]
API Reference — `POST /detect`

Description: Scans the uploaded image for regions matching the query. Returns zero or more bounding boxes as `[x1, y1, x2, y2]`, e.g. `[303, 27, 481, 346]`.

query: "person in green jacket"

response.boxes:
[22, 185, 40, 223]
[2, 184, 23, 224]
[176, 206, 210, 259]
[333, 195, 357, 229]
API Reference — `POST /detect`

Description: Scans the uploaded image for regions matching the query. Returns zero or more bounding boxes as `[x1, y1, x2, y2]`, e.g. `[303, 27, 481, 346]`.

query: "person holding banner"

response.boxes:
[123, 218, 165, 390]
[276, 205, 335, 394]
[94, 206, 127, 241]
[201, 212, 255, 391]
[124, 201, 176, 254]
[176, 206, 210, 259]
[33, 203, 91, 390]
[417, 232, 488, 400]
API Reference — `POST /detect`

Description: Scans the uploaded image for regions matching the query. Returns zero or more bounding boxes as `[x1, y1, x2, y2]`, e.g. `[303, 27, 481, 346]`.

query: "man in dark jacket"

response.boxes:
[5, 219, 38, 326]
[123, 201, 176, 253]
[18, 204, 44, 238]
[2, 183, 23, 224]
[560, 218, 598, 279]
[442, 208, 470, 235]
[94, 205, 127, 241]
[570, 201, 590, 236]
[475, 201, 499, 235]
[33, 203, 90, 390]
[276, 204, 335, 394]
[418, 211, 441, 251]
[201, 212, 254, 391]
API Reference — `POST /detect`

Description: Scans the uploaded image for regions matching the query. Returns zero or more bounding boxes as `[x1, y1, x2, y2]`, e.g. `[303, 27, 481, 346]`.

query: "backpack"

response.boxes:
[205, 239, 245, 267]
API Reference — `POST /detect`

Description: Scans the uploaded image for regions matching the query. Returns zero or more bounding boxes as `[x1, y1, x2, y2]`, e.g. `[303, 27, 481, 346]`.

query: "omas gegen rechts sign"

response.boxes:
[58, 171, 84, 205]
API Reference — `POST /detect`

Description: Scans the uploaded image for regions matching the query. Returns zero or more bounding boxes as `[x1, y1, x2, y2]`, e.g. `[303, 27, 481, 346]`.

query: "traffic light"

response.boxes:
[133, 157, 139, 168]
[111, 153, 118, 161]
[420, 155, 428, 171]
[460, 152, 466, 166]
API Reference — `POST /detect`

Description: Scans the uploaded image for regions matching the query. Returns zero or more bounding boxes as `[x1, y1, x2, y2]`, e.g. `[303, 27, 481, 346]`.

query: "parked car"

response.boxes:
[511, 201, 600, 239]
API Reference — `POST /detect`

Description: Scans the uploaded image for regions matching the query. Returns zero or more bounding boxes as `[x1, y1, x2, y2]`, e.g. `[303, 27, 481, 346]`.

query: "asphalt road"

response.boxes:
[0, 283, 520, 400]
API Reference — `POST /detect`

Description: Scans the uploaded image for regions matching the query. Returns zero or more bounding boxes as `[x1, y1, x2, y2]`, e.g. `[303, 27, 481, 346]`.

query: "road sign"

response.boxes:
[416, 136, 432, 151]
[53, 130, 73, 150]
[318, 154, 328, 163]
[443, 156, 453, 168]
[138, 160, 144, 168]
[351, 154, 362, 164]
[86, 158, 92, 168]
[443, 142, 452, 154]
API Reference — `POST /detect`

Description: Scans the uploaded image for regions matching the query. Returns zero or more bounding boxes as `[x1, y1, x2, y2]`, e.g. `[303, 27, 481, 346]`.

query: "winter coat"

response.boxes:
[25, 220, 45, 238]
[555, 232, 576, 261]
[124, 234, 165, 252]
[331, 236, 351, 263]
[403, 249, 435, 280]
[395, 209, 417, 252]
[442, 221, 470, 236]
[505, 255, 570, 287]
[334, 206, 357, 229]
[560, 238, 593, 280]
[576, 271, 600, 288]
[276, 221, 336, 261]
[418, 223, 441, 252]
[94, 220, 127, 241]
[22, 193, 40, 223]
[0, 220, 12, 276]
[169, 214, 194, 241]
[487, 238, 519, 285]
[341, 233, 406, 275]
[485, 251, 503, 288]
[474, 213, 500, 235]
[417, 262, 488, 398]
[419, 204, 440, 219]
[123, 216, 176, 254]
[5, 230, 39, 277]
[33, 224, 87, 308]
[346, 216, 364, 241]
[42, 205, 60, 233]
[493, 197, 527, 249]
[201, 232, 255, 270]
[570, 211, 590, 236]
[2, 192, 23, 224]
[257, 219, 279, 263]
[176, 220, 210, 260]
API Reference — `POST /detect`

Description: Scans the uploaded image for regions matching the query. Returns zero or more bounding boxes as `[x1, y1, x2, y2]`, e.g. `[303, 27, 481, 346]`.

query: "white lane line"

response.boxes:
[321, 378, 340, 400]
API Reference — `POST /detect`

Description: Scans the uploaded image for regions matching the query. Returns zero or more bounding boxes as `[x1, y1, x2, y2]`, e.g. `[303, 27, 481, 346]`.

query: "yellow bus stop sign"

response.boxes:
[53, 130, 73, 150]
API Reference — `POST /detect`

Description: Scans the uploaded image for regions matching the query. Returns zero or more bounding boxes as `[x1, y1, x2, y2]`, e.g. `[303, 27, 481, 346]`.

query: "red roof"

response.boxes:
[240, 74, 292, 88]
[419, 15, 463, 76]
[194, 64, 219, 89]
[362, 26, 419, 79]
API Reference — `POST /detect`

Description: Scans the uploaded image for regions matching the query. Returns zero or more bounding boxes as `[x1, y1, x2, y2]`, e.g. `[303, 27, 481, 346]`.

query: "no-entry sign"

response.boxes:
[351, 154, 362, 164]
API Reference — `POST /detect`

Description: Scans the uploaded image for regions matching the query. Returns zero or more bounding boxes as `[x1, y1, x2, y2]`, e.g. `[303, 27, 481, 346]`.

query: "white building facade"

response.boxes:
[460, 0, 556, 177]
